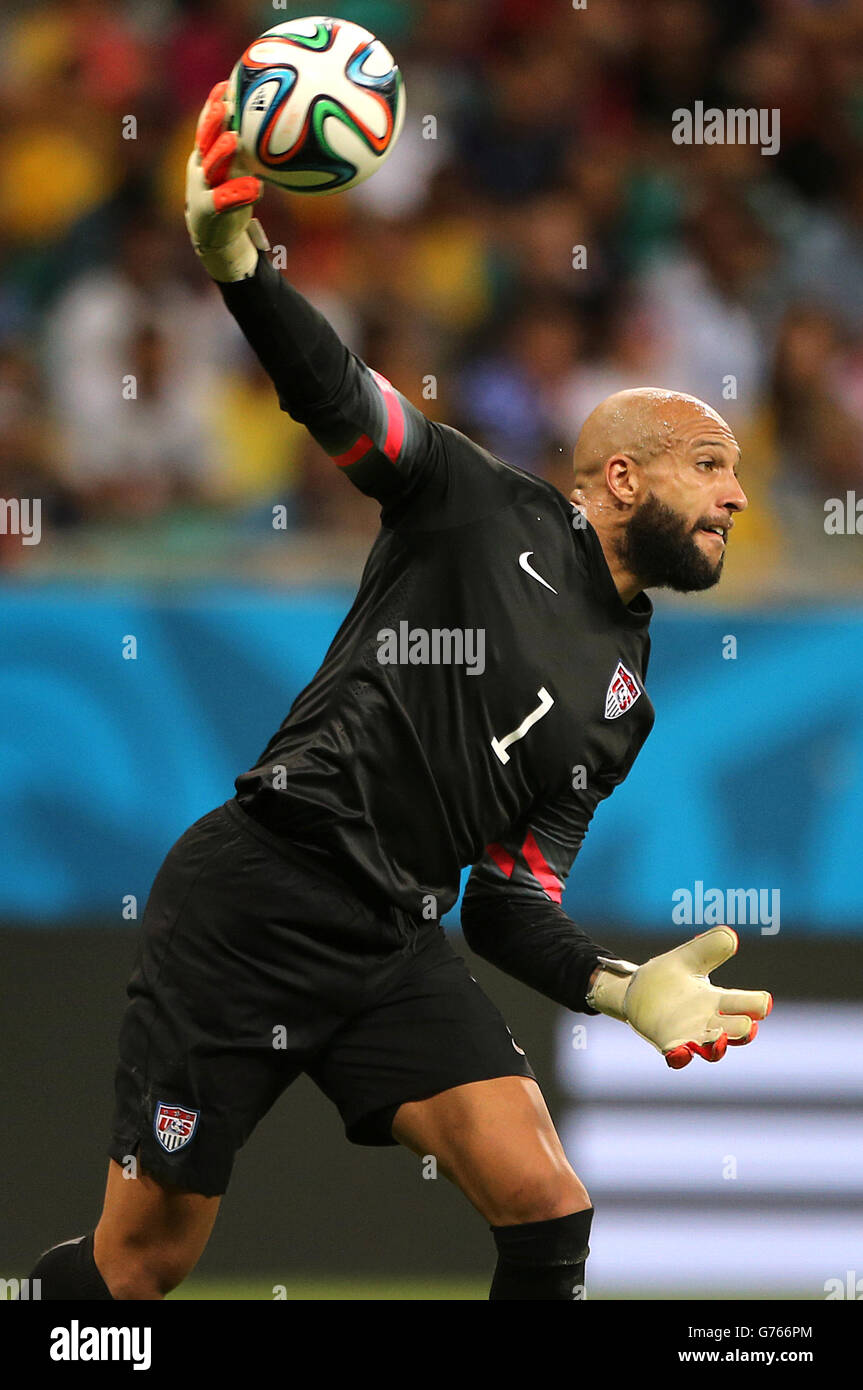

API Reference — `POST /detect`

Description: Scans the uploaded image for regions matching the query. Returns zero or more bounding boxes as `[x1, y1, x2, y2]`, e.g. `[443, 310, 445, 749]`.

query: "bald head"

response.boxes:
[572, 388, 733, 493]
[568, 386, 747, 601]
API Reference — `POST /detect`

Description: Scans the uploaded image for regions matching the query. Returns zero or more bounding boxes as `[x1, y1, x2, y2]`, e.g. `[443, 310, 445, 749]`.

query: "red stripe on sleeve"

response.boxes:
[486, 842, 516, 878]
[521, 831, 563, 903]
[333, 434, 374, 467]
[370, 369, 405, 462]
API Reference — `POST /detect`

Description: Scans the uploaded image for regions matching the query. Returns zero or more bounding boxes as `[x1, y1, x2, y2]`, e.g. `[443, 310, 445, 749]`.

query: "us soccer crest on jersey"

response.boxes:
[605, 661, 642, 719]
[154, 1102, 199, 1153]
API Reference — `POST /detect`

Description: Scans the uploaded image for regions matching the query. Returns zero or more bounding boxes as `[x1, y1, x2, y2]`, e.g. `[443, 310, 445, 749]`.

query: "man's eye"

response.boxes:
[697, 458, 718, 469]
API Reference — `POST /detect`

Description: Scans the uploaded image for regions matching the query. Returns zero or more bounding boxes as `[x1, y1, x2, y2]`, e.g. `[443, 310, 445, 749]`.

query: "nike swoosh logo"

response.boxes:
[518, 551, 558, 594]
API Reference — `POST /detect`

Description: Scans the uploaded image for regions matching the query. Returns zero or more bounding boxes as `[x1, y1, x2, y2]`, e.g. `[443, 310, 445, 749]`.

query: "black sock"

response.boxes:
[489, 1207, 594, 1301]
[28, 1232, 114, 1300]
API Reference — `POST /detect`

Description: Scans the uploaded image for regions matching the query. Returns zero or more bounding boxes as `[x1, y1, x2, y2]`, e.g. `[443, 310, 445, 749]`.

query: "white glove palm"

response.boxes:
[587, 927, 773, 1068]
[184, 79, 269, 283]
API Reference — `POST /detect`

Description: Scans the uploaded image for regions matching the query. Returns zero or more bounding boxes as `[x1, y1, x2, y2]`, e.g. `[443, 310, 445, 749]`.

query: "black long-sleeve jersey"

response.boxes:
[220, 253, 655, 1015]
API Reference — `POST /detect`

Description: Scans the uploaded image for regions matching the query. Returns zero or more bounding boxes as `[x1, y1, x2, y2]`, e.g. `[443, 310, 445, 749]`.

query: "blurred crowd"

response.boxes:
[2, 0, 863, 593]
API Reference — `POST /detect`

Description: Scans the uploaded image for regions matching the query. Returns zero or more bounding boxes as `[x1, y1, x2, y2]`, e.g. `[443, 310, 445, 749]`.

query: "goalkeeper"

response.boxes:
[29, 84, 772, 1302]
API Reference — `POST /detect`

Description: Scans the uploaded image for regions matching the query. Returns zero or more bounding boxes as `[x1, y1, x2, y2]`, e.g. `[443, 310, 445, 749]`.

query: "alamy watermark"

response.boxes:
[672, 880, 780, 935]
[50, 1322, 151, 1370]
[672, 102, 780, 156]
[824, 1271, 863, 1299]
[376, 622, 485, 675]
[824, 492, 863, 534]
[0, 497, 41, 545]
[0, 1276, 41, 1300]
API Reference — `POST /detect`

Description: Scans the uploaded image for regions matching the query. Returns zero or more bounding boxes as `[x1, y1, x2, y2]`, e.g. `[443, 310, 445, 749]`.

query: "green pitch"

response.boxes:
[168, 1278, 813, 1301]
[169, 1276, 488, 1300]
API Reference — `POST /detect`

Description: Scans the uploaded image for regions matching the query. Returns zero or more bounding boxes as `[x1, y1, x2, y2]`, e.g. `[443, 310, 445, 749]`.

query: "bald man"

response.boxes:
[28, 88, 772, 1304]
[571, 386, 744, 597]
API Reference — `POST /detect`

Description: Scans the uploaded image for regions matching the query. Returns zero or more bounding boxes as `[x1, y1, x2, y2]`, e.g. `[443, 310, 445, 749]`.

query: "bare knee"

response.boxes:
[484, 1160, 591, 1227]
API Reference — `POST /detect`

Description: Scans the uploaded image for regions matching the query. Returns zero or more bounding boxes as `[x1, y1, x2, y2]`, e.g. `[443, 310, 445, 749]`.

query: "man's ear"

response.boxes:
[605, 453, 640, 506]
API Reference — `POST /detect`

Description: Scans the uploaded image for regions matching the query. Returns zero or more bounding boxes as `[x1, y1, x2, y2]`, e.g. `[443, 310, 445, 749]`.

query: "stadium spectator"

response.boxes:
[0, 0, 860, 591]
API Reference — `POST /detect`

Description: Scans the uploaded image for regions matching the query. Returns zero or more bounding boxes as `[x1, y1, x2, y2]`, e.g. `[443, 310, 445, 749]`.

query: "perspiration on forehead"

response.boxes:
[572, 388, 729, 485]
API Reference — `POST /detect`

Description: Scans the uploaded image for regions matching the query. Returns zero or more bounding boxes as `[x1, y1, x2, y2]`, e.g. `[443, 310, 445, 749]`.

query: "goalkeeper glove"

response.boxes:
[586, 926, 773, 1069]
[184, 79, 270, 283]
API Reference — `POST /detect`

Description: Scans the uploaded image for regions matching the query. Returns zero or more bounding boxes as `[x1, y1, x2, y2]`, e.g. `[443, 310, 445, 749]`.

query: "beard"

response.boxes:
[618, 491, 725, 593]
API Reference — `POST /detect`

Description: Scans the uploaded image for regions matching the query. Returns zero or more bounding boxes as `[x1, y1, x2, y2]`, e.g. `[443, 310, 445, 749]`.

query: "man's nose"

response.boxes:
[724, 475, 748, 513]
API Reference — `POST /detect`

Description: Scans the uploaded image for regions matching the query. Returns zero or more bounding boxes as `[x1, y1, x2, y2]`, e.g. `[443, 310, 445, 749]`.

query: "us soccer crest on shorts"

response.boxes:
[154, 1102, 199, 1153]
[605, 661, 641, 719]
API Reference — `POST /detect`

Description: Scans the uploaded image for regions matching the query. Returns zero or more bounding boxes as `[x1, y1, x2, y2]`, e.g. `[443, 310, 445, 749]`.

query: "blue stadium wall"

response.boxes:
[1, 582, 861, 932]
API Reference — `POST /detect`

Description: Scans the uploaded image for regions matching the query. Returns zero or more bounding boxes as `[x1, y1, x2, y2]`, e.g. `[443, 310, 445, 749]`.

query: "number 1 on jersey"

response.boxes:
[491, 687, 555, 765]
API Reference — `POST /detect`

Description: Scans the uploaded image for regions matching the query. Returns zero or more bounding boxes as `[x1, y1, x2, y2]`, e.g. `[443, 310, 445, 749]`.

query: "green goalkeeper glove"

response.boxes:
[184, 79, 270, 283]
[586, 927, 773, 1069]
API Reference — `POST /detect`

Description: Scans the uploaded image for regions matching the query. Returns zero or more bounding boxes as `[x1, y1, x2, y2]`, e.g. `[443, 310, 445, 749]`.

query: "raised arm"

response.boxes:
[185, 80, 445, 511]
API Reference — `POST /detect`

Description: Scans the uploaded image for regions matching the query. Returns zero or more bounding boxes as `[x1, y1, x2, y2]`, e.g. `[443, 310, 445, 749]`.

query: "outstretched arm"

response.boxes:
[185, 80, 446, 512]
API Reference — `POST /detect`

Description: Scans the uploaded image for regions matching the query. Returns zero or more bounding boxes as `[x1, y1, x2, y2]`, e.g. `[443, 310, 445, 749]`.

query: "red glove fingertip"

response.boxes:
[196, 79, 231, 156]
[665, 1045, 692, 1069]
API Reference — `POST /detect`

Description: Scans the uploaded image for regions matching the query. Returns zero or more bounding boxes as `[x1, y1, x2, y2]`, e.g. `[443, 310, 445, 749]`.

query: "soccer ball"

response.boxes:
[227, 15, 405, 195]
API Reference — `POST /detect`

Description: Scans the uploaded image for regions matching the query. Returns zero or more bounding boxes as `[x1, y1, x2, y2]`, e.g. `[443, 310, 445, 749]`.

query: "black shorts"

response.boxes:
[109, 799, 536, 1196]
